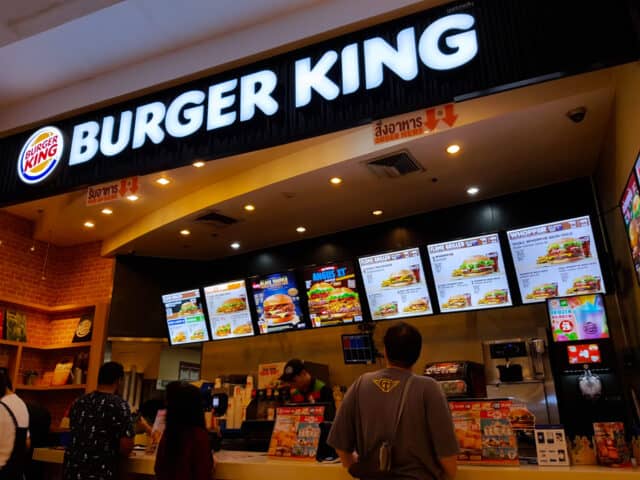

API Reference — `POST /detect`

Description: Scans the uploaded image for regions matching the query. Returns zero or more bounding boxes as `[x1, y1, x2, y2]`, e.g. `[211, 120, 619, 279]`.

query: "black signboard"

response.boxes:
[0, 0, 638, 205]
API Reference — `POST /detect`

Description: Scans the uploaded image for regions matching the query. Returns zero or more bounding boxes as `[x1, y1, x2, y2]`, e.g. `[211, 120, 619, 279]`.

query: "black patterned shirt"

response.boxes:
[63, 392, 135, 480]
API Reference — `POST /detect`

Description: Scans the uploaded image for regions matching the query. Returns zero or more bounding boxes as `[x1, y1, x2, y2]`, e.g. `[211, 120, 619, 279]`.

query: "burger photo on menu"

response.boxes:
[216, 296, 247, 314]
[526, 283, 558, 300]
[403, 298, 430, 313]
[262, 294, 299, 327]
[374, 302, 398, 318]
[478, 289, 509, 306]
[566, 275, 601, 295]
[326, 288, 362, 321]
[537, 238, 587, 264]
[307, 282, 334, 310]
[215, 323, 232, 337]
[178, 301, 200, 316]
[172, 331, 187, 344]
[381, 269, 416, 287]
[442, 294, 471, 310]
[190, 328, 206, 341]
[452, 255, 497, 277]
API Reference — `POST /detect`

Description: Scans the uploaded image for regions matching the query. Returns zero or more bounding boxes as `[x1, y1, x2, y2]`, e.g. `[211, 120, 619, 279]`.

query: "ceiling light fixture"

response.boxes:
[446, 144, 461, 155]
[230, 242, 241, 250]
[126, 194, 139, 202]
[330, 177, 343, 185]
[296, 226, 307, 233]
[467, 186, 480, 195]
[192, 161, 205, 168]
[156, 177, 170, 186]
[180, 229, 191, 236]
[372, 210, 384, 216]
[244, 204, 255, 212]
[84, 221, 95, 228]
[101, 208, 113, 215]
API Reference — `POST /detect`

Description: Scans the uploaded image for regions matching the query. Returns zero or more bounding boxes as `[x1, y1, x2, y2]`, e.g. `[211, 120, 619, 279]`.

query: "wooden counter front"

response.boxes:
[33, 448, 636, 479]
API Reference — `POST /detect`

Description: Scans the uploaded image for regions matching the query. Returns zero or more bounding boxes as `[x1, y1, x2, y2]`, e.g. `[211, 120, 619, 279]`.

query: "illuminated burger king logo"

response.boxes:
[17, 126, 65, 184]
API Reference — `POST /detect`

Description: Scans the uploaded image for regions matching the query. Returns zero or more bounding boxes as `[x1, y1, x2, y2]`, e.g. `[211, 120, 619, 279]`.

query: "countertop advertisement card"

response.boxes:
[268, 406, 325, 460]
[535, 425, 570, 466]
[449, 400, 519, 466]
[593, 422, 632, 468]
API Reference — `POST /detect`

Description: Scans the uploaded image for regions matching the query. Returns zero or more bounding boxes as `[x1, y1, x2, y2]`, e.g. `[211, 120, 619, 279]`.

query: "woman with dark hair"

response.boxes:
[155, 382, 214, 480]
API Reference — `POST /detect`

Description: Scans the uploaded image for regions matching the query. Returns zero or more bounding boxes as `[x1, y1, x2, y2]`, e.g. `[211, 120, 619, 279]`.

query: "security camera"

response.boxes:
[566, 107, 587, 123]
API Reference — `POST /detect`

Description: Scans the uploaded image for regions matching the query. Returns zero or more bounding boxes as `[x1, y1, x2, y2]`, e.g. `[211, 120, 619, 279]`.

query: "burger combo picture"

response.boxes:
[252, 271, 305, 333]
[305, 262, 363, 327]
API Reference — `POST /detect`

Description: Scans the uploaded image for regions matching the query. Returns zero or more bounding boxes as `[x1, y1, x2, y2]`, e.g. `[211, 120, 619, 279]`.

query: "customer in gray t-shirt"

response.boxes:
[328, 322, 459, 480]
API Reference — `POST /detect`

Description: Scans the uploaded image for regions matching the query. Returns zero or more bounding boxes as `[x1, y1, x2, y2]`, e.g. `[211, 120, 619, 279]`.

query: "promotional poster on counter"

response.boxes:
[204, 280, 255, 340]
[251, 271, 306, 334]
[620, 168, 640, 284]
[268, 406, 325, 460]
[304, 262, 363, 327]
[162, 289, 209, 345]
[359, 247, 433, 320]
[507, 216, 605, 304]
[427, 233, 512, 312]
[547, 294, 610, 342]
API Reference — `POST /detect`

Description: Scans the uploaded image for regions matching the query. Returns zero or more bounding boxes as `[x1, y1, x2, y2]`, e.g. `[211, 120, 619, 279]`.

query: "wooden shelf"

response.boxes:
[0, 295, 94, 314]
[0, 339, 22, 347]
[22, 342, 92, 351]
[15, 384, 86, 391]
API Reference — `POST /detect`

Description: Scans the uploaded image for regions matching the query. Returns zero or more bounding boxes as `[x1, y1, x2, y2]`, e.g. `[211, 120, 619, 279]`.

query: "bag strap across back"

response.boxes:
[391, 375, 414, 444]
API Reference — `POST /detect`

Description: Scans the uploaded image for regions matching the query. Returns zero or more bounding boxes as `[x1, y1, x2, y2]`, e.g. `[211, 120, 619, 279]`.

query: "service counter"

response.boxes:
[33, 448, 637, 480]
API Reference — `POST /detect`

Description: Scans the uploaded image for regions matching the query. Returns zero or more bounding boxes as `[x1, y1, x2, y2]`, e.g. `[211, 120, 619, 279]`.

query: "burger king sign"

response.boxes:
[17, 126, 64, 185]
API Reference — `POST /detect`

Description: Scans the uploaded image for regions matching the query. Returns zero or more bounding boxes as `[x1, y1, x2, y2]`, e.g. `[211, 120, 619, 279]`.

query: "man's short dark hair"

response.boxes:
[98, 362, 125, 386]
[384, 322, 422, 368]
[0, 368, 12, 396]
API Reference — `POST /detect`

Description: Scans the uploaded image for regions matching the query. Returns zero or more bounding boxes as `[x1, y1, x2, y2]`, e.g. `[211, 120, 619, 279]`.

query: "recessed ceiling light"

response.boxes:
[372, 210, 384, 216]
[126, 194, 139, 202]
[230, 242, 241, 250]
[329, 177, 343, 185]
[180, 229, 191, 236]
[156, 177, 170, 186]
[244, 204, 255, 212]
[83, 221, 95, 228]
[446, 144, 461, 155]
[467, 186, 480, 195]
[192, 161, 205, 168]
[296, 226, 307, 233]
[101, 208, 113, 215]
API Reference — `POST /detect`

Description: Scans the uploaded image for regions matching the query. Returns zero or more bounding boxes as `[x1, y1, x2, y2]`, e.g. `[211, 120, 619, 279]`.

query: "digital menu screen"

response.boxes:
[162, 289, 210, 345]
[304, 262, 363, 327]
[621, 162, 640, 284]
[567, 343, 602, 365]
[507, 216, 606, 304]
[547, 294, 610, 342]
[203, 280, 255, 340]
[358, 248, 433, 320]
[251, 271, 306, 334]
[427, 233, 512, 312]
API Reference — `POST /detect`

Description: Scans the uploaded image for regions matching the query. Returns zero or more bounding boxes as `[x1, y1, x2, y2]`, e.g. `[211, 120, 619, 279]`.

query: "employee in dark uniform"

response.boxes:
[280, 359, 335, 420]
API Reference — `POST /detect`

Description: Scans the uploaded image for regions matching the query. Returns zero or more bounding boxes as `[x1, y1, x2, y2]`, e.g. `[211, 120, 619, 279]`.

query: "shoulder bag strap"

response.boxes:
[0, 400, 18, 429]
[391, 375, 414, 442]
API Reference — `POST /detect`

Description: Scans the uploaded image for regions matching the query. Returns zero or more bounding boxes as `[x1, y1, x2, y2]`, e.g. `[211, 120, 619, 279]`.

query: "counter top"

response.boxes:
[33, 448, 637, 479]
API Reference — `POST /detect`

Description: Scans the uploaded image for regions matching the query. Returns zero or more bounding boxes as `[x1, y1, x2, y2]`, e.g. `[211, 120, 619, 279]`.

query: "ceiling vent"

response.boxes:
[194, 211, 239, 229]
[366, 151, 424, 178]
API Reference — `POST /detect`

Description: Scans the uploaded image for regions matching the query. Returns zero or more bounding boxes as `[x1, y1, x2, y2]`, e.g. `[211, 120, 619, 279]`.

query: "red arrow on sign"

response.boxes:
[441, 104, 458, 127]
[425, 108, 439, 131]
[129, 177, 139, 194]
[119, 179, 127, 196]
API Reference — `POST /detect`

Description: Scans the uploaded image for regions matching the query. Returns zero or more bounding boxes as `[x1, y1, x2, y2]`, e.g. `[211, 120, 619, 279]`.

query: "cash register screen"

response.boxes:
[341, 333, 376, 364]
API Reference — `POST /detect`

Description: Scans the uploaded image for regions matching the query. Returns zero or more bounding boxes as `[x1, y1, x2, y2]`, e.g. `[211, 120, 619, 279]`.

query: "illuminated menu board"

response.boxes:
[162, 289, 210, 345]
[358, 248, 433, 320]
[620, 154, 640, 285]
[427, 233, 512, 312]
[507, 216, 605, 304]
[304, 262, 363, 327]
[547, 294, 610, 342]
[203, 280, 255, 340]
[251, 271, 306, 334]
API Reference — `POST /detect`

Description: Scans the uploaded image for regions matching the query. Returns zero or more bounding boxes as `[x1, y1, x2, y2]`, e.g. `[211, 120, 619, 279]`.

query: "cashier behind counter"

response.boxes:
[280, 359, 336, 420]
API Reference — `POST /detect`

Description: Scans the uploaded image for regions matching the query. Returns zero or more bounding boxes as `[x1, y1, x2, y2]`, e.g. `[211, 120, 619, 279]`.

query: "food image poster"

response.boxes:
[304, 262, 363, 327]
[449, 400, 518, 465]
[268, 406, 325, 460]
[162, 289, 209, 345]
[593, 422, 631, 467]
[4, 309, 27, 343]
[427, 233, 512, 312]
[547, 294, 609, 342]
[204, 280, 255, 340]
[620, 171, 640, 282]
[507, 216, 605, 304]
[535, 425, 570, 466]
[251, 271, 306, 334]
[358, 247, 433, 320]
